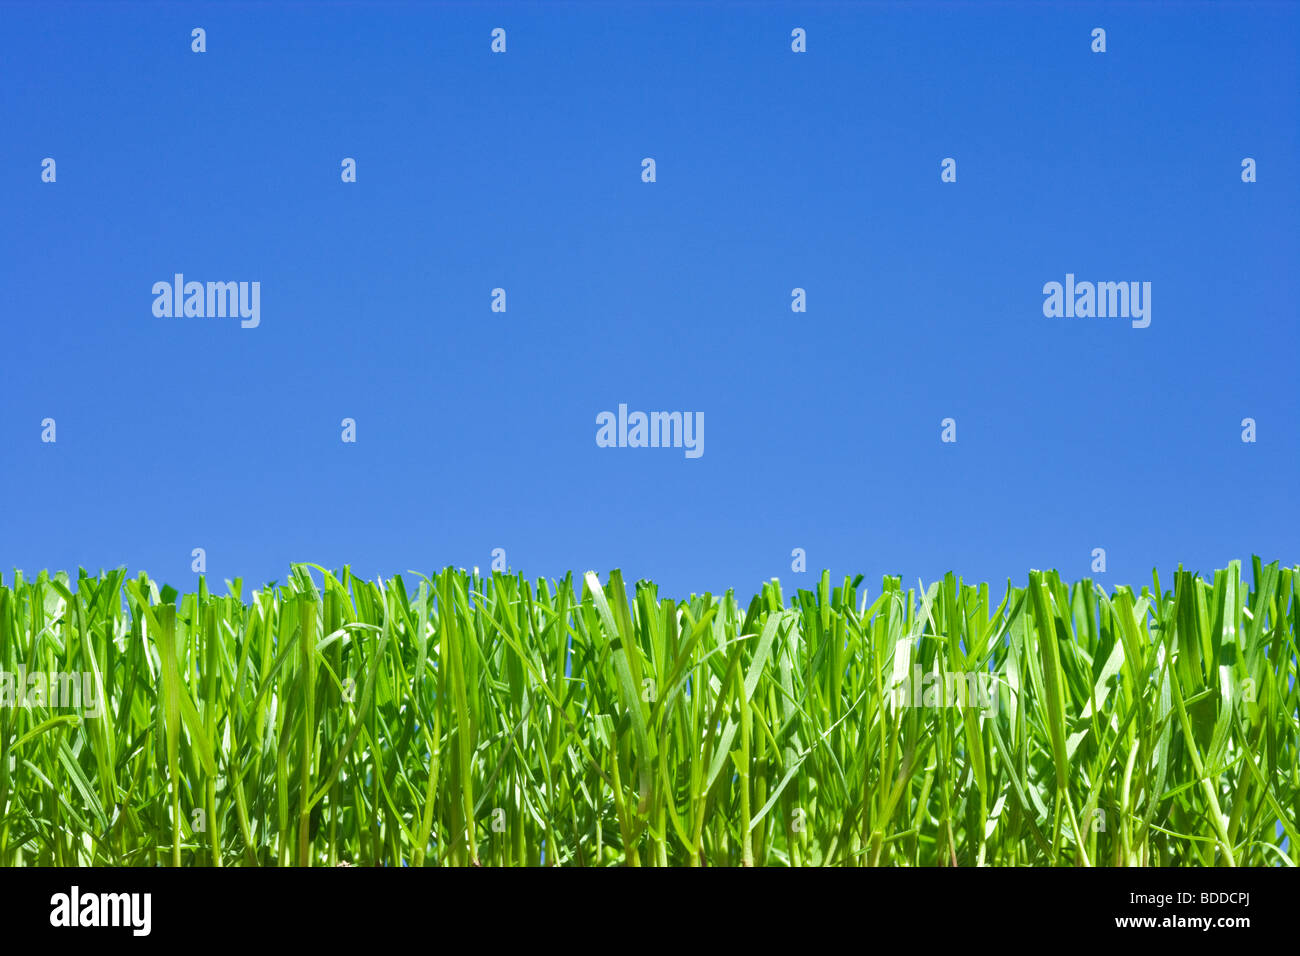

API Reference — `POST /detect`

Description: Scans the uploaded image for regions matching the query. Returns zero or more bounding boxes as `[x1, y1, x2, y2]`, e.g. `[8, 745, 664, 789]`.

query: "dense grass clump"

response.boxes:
[0, 561, 1296, 866]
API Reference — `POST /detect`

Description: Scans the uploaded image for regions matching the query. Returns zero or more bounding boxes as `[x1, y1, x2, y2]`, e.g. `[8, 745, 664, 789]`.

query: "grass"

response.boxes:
[0, 559, 1296, 866]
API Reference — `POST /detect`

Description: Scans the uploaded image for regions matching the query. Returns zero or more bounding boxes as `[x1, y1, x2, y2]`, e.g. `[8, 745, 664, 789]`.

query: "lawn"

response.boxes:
[0, 560, 1295, 866]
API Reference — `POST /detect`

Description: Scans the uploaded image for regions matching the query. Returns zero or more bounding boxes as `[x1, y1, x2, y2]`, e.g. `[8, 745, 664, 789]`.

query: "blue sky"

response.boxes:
[2, 1, 1297, 598]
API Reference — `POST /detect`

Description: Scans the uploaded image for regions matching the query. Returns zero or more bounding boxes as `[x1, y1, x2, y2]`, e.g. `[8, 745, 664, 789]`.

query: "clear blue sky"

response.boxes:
[3, 1, 1297, 598]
